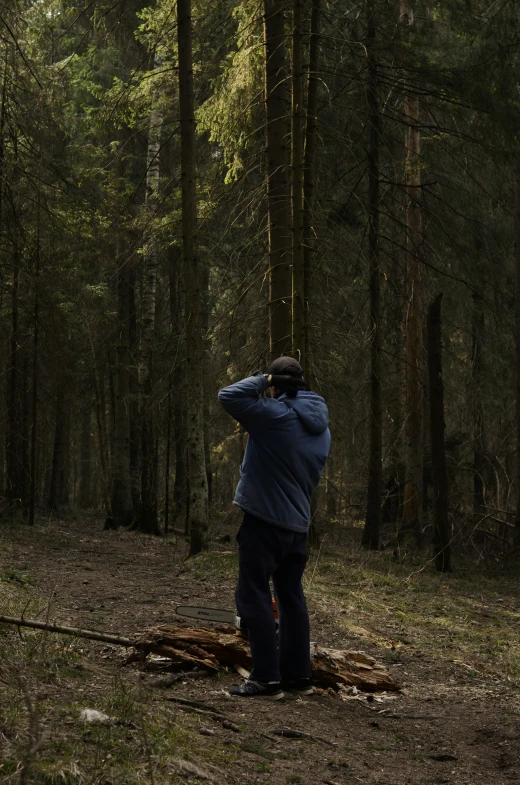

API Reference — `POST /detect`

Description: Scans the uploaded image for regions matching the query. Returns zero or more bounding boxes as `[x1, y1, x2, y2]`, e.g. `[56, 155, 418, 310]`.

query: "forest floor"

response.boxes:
[0, 514, 519, 785]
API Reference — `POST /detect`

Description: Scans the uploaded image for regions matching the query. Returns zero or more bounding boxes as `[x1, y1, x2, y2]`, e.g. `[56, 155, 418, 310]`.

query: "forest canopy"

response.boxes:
[1, 0, 520, 566]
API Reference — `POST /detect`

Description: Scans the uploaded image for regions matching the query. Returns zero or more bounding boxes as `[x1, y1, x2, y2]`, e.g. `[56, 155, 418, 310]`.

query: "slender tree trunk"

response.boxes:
[514, 162, 520, 548]
[128, 263, 140, 511]
[363, 0, 382, 550]
[6, 257, 24, 511]
[303, 0, 321, 382]
[137, 54, 163, 535]
[472, 289, 486, 519]
[48, 390, 71, 511]
[169, 262, 189, 530]
[78, 406, 92, 508]
[326, 452, 336, 517]
[21, 351, 29, 513]
[174, 379, 189, 532]
[427, 294, 450, 571]
[264, 0, 292, 359]
[177, 0, 209, 554]
[0, 55, 5, 498]
[201, 262, 213, 506]
[111, 259, 134, 527]
[292, 0, 305, 363]
[107, 349, 116, 448]
[400, 0, 423, 542]
[164, 378, 172, 535]
[88, 329, 112, 523]
[302, 0, 322, 547]
[0, 48, 7, 230]
[28, 235, 39, 525]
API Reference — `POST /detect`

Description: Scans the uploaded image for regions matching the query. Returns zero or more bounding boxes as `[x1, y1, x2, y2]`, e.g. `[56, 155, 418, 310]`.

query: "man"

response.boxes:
[218, 357, 331, 699]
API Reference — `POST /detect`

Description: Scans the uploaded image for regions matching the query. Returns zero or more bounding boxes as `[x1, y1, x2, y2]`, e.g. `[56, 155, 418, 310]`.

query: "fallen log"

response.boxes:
[134, 625, 399, 692]
[0, 616, 398, 692]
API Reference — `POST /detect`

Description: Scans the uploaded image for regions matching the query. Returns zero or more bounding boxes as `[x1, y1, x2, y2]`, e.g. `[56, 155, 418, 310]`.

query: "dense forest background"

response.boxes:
[1, 0, 520, 566]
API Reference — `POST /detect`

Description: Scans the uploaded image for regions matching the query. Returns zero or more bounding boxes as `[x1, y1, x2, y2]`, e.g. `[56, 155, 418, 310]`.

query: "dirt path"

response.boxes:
[1, 517, 519, 785]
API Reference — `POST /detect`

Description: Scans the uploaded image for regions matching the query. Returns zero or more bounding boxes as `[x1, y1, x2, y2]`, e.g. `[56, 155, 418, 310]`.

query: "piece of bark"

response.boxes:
[141, 641, 219, 672]
[429, 753, 458, 761]
[171, 758, 217, 782]
[222, 720, 240, 732]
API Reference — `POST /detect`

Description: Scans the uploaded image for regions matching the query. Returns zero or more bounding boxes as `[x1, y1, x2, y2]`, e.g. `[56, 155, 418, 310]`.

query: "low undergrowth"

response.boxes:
[305, 527, 520, 687]
[1, 518, 519, 784]
[0, 576, 235, 784]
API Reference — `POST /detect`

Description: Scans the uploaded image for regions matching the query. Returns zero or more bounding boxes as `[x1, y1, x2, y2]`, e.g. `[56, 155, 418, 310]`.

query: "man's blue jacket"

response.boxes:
[218, 374, 331, 533]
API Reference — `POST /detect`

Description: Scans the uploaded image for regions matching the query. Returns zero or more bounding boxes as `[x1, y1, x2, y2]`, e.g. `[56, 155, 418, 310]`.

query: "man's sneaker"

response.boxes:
[282, 678, 313, 696]
[229, 680, 284, 700]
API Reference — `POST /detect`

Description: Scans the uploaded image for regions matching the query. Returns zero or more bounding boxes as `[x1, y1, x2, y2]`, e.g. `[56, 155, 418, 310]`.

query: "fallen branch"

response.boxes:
[160, 698, 232, 723]
[268, 727, 337, 747]
[162, 696, 220, 712]
[0, 615, 132, 647]
[376, 712, 440, 720]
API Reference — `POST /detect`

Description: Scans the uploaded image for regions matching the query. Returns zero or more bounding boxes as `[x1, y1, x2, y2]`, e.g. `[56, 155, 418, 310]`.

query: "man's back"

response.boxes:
[218, 375, 331, 531]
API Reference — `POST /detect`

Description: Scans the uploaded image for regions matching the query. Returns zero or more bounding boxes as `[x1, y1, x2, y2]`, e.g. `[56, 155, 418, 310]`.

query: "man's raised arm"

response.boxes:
[218, 374, 278, 431]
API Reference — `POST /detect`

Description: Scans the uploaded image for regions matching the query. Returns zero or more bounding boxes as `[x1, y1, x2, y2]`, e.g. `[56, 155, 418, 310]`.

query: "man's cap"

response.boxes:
[267, 356, 304, 378]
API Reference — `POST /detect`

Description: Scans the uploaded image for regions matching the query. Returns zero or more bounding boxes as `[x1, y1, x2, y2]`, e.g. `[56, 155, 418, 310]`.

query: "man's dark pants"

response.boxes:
[235, 511, 311, 684]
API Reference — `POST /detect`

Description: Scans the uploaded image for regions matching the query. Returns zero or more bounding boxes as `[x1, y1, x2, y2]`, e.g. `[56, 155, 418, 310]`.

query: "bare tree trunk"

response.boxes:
[88, 329, 112, 524]
[174, 380, 189, 532]
[400, 0, 423, 543]
[264, 0, 292, 359]
[177, 0, 209, 554]
[325, 452, 336, 517]
[48, 390, 71, 511]
[111, 258, 134, 527]
[78, 405, 92, 508]
[164, 378, 172, 535]
[301, 0, 322, 547]
[137, 54, 163, 535]
[292, 0, 305, 363]
[303, 0, 321, 383]
[427, 294, 450, 571]
[169, 262, 189, 530]
[6, 256, 24, 512]
[472, 289, 486, 519]
[128, 263, 140, 511]
[362, 0, 382, 551]
[200, 262, 212, 506]
[0, 48, 7, 229]
[28, 228, 39, 525]
[514, 161, 520, 548]
[21, 351, 30, 514]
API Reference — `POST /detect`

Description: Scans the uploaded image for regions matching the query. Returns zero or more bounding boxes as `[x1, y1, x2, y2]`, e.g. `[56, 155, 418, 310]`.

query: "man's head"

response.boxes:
[267, 356, 305, 398]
